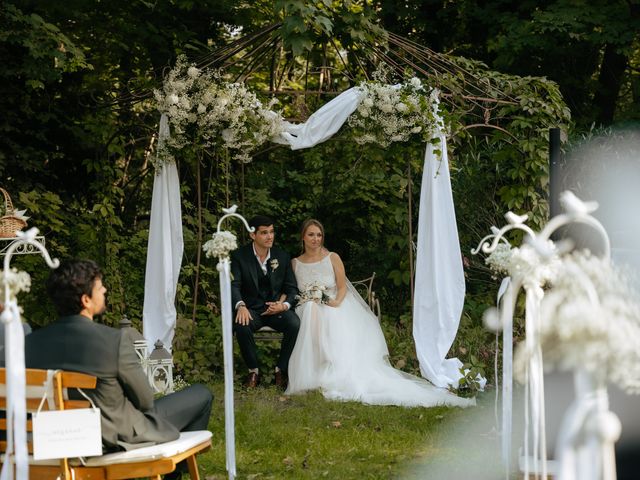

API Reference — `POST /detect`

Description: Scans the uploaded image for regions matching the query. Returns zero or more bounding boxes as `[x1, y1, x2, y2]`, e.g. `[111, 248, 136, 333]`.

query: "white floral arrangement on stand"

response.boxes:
[348, 68, 443, 149]
[203, 230, 238, 261]
[486, 241, 560, 287]
[296, 281, 330, 305]
[0, 268, 31, 301]
[515, 250, 640, 393]
[154, 55, 283, 165]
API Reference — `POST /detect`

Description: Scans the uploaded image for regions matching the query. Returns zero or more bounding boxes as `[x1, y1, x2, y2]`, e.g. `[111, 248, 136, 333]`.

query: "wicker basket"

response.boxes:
[0, 187, 27, 238]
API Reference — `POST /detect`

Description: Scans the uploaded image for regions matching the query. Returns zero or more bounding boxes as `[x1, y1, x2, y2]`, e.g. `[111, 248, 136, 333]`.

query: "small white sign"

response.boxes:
[33, 408, 102, 460]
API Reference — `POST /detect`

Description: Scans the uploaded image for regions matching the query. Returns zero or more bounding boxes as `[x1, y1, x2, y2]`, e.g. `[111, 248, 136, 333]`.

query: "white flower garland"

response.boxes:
[203, 231, 238, 260]
[155, 58, 445, 166]
[348, 73, 443, 148]
[154, 56, 283, 166]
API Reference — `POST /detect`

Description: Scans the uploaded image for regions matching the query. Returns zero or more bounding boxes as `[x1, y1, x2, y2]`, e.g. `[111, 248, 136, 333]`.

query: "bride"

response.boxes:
[286, 219, 474, 407]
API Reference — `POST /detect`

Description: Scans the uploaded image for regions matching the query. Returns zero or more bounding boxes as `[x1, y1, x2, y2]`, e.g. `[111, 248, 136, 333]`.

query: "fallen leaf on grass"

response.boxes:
[331, 421, 342, 428]
[283, 456, 294, 466]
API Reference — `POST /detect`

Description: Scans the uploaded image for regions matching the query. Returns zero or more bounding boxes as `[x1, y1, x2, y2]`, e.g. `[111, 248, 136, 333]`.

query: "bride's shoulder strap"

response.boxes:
[291, 257, 298, 271]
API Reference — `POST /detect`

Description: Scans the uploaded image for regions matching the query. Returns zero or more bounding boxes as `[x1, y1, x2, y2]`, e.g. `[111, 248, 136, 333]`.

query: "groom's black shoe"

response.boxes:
[244, 372, 259, 388]
[274, 371, 287, 390]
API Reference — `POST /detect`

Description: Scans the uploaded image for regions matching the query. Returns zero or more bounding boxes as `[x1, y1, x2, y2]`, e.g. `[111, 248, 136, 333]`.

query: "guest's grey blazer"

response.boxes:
[24, 315, 179, 451]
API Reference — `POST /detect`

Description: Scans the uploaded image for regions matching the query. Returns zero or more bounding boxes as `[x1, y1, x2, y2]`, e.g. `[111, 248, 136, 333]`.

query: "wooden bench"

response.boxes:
[254, 272, 382, 342]
[0, 368, 212, 480]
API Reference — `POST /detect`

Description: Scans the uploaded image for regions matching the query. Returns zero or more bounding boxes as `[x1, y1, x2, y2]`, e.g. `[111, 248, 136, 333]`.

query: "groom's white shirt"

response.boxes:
[253, 243, 271, 275]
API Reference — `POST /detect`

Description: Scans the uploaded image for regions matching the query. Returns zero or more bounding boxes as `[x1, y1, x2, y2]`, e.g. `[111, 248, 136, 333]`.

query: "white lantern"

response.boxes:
[147, 340, 174, 394]
[119, 315, 149, 375]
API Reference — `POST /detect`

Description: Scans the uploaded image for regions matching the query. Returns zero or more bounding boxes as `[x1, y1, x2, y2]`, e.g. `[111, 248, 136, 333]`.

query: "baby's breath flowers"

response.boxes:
[0, 268, 31, 301]
[154, 56, 283, 166]
[203, 231, 238, 260]
[348, 72, 443, 149]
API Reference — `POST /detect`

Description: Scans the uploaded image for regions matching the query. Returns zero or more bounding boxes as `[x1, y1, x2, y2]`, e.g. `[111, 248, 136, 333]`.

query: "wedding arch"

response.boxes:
[145, 64, 468, 390]
[140, 23, 569, 389]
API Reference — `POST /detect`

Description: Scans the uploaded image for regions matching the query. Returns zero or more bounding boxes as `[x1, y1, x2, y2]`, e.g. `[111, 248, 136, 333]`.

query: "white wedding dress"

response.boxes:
[286, 253, 474, 407]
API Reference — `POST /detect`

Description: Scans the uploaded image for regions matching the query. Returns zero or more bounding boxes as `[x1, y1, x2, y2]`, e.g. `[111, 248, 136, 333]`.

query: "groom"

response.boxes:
[231, 215, 300, 389]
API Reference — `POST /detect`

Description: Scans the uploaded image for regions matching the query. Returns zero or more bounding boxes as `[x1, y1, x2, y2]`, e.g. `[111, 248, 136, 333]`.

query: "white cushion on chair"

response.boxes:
[7, 430, 212, 468]
[81, 430, 212, 466]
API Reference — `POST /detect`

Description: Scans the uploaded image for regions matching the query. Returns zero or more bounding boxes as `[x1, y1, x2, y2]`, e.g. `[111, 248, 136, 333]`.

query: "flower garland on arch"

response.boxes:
[153, 55, 283, 166]
[154, 57, 445, 166]
[349, 74, 444, 149]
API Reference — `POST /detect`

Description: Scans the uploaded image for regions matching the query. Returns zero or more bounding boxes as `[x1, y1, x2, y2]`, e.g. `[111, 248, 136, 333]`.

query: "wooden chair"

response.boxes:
[0, 368, 212, 480]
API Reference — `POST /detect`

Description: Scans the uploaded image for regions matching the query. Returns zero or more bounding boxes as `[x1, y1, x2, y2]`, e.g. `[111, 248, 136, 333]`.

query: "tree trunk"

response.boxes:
[592, 43, 628, 125]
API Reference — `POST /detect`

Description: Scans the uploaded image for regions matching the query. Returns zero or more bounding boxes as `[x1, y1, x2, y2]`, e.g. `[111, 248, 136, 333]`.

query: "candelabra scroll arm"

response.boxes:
[3, 228, 60, 275]
[472, 223, 536, 255]
[216, 205, 254, 235]
[470, 231, 514, 255]
[537, 214, 611, 261]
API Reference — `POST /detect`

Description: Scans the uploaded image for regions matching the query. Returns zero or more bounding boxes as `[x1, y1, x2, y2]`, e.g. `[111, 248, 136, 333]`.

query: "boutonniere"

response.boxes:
[269, 259, 279, 271]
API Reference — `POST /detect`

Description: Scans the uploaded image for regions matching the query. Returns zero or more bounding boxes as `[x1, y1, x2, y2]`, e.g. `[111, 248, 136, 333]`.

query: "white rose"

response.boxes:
[221, 128, 234, 143]
[410, 77, 422, 88]
[187, 66, 200, 78]
[363, 98, 374, 107]
[411, 126, 422, 133]
[396, 103, 408, 113]
[168, 94, 179, 105]
[380, 103, 393, 113]
[197, 104, 206, 114]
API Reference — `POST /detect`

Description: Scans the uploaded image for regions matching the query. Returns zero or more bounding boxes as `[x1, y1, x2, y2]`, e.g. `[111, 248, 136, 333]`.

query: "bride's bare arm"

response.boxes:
[327, 253, 347, 307]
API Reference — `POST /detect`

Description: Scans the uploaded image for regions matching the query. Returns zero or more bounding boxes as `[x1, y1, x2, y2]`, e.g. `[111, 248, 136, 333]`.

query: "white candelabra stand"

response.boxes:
[0, 228, 59, 480]
[473, 191, 616, 480]
[205, 205, 253, 480]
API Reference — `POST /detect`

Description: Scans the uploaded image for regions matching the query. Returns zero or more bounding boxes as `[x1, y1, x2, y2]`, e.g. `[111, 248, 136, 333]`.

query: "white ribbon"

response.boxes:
[500, 280, 514, 475]
[217, 259, 236, 480]
[0, 300, 28, 480]
[523, 284, 546, 480]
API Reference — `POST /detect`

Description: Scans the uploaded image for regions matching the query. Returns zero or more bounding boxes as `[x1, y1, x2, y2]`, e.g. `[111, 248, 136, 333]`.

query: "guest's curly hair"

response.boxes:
[46, 259, 103, 316]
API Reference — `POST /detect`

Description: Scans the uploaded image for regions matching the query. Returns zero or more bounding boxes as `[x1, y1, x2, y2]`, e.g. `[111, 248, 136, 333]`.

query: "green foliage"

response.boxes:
[457, 354, 486, 398]
[275, 0, 384, 56]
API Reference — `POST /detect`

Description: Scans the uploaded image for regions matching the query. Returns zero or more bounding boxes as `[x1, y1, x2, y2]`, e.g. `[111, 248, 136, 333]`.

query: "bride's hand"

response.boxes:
[325, 299, 340, 308]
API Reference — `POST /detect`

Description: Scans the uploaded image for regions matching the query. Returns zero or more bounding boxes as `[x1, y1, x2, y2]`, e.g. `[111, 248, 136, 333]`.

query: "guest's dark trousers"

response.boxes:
[233, 308, 300, 373]
[153, 383, 213, 432]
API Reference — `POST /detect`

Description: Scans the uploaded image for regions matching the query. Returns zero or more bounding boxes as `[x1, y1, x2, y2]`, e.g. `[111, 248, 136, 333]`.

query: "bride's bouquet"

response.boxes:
[296, 282, 330, 305]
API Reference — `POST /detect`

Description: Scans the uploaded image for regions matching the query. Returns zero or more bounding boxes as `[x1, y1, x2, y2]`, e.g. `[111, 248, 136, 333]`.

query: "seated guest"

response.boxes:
[24, 259, 213, 452]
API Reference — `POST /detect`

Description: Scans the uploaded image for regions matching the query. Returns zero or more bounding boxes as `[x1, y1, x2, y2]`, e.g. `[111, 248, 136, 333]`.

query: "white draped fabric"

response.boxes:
[147, 87, 466, 388]
[274, 88, 363, 150]
[143, 114, 184, 351]
[412, 123, 466, 388]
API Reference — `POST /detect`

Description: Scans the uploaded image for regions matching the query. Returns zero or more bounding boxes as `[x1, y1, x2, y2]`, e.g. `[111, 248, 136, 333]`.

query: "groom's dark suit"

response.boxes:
[231, 244, 300, 373]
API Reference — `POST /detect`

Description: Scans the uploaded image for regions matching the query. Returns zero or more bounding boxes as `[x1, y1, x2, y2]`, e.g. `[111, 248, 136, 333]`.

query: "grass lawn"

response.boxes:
[197, 383, 502, 479]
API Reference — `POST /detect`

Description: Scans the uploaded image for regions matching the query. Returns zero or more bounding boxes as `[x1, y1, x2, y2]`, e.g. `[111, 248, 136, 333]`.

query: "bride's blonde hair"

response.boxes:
[300, 218, 325, 253]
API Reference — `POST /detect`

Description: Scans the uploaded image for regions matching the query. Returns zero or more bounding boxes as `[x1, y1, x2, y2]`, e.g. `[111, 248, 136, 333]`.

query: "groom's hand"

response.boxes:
[262, 301, 287, 316]
[235, 305, 252, 325]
